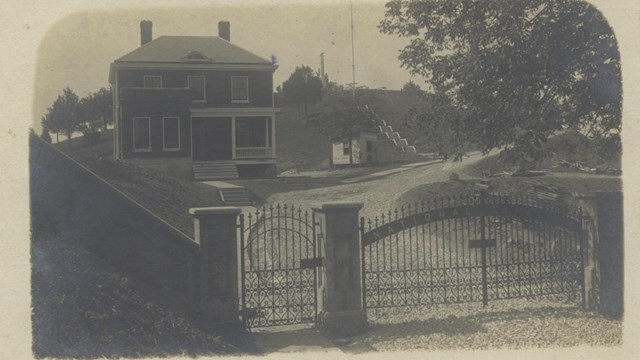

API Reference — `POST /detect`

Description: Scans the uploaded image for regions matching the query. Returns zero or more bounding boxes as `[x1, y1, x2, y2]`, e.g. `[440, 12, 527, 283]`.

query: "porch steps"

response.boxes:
[192, 161, 239, 180]
[218, 187, 254, 206]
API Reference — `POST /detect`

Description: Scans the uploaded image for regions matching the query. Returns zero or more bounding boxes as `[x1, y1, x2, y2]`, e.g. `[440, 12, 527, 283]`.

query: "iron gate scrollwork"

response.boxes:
[360, 192, 586, 311]
[239, 204, 319, 329]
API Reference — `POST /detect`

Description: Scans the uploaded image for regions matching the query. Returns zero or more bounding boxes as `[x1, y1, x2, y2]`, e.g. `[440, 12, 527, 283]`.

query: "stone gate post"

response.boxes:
[596, 192, 623, 318]
[314, 203, 367, 338]
[189, 207, 242, 325]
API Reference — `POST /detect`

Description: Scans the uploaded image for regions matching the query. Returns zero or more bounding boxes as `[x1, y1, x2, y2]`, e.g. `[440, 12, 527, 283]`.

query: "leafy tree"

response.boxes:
[380, 0, 621, 168]
[78, 87, 113, 132]
[45, 87, 81, 147]
[39, 115, 52, 143]
[405, 92, 471, 160]
[282, 65, 324, 117]
[308, 89, 380, 165]
[401, 80, 423, 95]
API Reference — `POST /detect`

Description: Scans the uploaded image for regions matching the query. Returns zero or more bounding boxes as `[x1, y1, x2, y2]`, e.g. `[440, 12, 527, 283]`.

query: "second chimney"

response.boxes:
[140, 20, 152, 46]
[218, 21, 230, 41]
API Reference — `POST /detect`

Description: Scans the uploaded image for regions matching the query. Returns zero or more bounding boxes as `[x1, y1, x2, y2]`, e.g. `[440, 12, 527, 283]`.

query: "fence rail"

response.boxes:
[235, 147, 273, 159]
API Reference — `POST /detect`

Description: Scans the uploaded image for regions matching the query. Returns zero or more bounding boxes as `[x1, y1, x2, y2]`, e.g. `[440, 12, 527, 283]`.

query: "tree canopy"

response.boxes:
[380, 0, 621, 166]
[281, 65, 324, 117]
[78, 87, 113, 131]
[308, 89, 380, 165]
[43, 87, 81, 144]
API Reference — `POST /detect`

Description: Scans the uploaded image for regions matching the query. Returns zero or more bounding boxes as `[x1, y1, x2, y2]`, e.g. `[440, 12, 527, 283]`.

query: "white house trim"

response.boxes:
[109, 62, 277, 82]
[190, 107, 278, 117]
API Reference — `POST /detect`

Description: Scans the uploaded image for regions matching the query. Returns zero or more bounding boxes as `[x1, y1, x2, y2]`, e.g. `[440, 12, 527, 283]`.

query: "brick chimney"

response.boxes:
[218, 21, 230, 41]
[140, 20, 152, 46]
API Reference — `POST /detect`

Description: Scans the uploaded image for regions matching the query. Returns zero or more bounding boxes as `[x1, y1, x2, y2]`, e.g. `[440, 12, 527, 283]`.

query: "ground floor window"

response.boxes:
[133, 117, 150, 151]
[163, 117, 180, 150]
[236, 116, 271, 147]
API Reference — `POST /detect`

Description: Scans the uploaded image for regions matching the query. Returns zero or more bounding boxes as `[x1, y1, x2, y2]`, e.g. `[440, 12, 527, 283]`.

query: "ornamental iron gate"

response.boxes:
[239, 204, 319, 329]
[359, 192, 585, 310]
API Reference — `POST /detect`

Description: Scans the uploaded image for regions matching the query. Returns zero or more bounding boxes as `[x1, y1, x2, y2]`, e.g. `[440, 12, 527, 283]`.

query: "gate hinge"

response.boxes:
[300, 257, 324, 269]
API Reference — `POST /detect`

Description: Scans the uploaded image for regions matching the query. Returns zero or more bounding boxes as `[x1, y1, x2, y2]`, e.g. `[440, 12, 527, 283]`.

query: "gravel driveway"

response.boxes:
[265, 153, 623, 350]
[267, 152, 486, 219]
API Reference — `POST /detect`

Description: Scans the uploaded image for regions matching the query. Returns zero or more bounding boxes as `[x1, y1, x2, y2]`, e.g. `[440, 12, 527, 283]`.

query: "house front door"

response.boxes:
[192, 117, 233, 161]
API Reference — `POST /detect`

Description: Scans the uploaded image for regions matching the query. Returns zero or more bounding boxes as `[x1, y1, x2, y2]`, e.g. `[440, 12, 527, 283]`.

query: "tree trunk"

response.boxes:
[348, 136, 353, 166]
[56, 132, 59, 143]
[67, 130, 72, 148]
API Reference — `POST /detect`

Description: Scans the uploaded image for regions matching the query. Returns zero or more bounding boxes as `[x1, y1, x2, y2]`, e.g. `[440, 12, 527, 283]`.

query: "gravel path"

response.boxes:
[266, 154, 623, 351]
[352, 299, 622, 351]
[267, 152, 486, 219]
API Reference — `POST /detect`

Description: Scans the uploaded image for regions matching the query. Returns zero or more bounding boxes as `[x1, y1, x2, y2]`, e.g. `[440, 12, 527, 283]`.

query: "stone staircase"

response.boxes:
[218, 187, 253, 206]
[192, 161, 239, 180]
[372, 119, 421, 163]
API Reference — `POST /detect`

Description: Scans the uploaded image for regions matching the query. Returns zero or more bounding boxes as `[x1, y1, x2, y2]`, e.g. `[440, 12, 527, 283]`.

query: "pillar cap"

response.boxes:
[313, 202, 364, 212]
[189, 207, 242, 216]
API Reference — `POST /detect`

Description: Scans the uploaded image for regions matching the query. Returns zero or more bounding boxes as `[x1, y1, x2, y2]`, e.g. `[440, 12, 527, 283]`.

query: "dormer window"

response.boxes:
[143, 75, 162, 88]
[183, 51, 212, 63]
[231, 76, 249, 102]
[188, 76, 206, 102]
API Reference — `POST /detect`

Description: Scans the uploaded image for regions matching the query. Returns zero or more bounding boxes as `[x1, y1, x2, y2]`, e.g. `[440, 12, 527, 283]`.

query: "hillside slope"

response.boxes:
[275, 89, 426, 172]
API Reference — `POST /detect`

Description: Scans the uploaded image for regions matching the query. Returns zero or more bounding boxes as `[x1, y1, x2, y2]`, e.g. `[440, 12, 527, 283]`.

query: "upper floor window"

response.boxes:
[188, 76, 206, 102]
[231, 76, 249, 102]
[143, 75, 162, 88]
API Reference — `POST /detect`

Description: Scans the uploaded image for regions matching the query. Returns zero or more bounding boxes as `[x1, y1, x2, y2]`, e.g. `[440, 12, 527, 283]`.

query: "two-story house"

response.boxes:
[109, 20, 278, 179]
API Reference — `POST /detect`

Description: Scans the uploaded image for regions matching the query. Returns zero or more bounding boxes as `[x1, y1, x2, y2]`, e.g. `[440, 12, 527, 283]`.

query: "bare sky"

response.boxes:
[33, 2, 419, 130]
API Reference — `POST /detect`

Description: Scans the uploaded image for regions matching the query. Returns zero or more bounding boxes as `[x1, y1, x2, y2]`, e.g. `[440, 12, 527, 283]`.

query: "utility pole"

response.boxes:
[350, 0, 356, 100]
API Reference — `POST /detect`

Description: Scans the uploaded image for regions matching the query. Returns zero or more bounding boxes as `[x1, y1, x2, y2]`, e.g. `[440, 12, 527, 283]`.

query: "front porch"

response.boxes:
[190, 107, 276, 163]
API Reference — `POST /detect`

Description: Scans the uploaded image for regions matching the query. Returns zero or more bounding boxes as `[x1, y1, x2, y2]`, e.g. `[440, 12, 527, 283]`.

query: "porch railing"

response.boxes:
[235, 147, 273, 159]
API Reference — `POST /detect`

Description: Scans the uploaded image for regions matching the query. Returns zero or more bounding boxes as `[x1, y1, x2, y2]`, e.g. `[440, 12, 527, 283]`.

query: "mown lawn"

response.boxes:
[53, 134, 221, 238]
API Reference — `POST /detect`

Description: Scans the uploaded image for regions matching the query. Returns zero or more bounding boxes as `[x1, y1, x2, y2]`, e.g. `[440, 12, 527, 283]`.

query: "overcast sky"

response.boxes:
[32, 1, 421, 130]
[18, 0, 640, 134]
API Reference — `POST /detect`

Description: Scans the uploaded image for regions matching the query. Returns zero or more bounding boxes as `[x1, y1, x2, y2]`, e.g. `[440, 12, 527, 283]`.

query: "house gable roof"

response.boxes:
[115, 36, 271, 64]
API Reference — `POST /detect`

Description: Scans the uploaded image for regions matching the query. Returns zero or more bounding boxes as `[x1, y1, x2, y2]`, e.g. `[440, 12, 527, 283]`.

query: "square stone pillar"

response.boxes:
[189, 207, 242, 325]
[596, 192, 623, 318]
[314, 203, 367, 338]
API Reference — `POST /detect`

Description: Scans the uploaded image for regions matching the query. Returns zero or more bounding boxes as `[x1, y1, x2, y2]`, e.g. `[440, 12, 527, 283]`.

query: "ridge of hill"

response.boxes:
[275, 89, 426, 172]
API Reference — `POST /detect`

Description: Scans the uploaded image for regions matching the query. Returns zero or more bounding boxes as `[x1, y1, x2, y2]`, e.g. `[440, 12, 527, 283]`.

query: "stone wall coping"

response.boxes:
[313, 202, 364, 212]
[189, 207, 242, 216]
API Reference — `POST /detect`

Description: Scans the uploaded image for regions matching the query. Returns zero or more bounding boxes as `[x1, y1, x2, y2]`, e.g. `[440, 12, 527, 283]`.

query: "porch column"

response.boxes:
[314, 202, 367, 338]
[231, 116, 236, 159]
[271, 115, 276, 158]
[189, 207, 242, 326]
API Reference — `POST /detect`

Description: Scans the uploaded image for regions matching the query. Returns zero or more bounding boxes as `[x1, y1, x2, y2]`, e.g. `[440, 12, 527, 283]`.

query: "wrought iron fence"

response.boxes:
[360, 192, 585, 311]
[239, 204, 318, 328]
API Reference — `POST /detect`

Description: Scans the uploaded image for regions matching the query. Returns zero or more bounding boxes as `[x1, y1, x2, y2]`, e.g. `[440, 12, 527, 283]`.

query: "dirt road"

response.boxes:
[267, 152, 488, 219]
